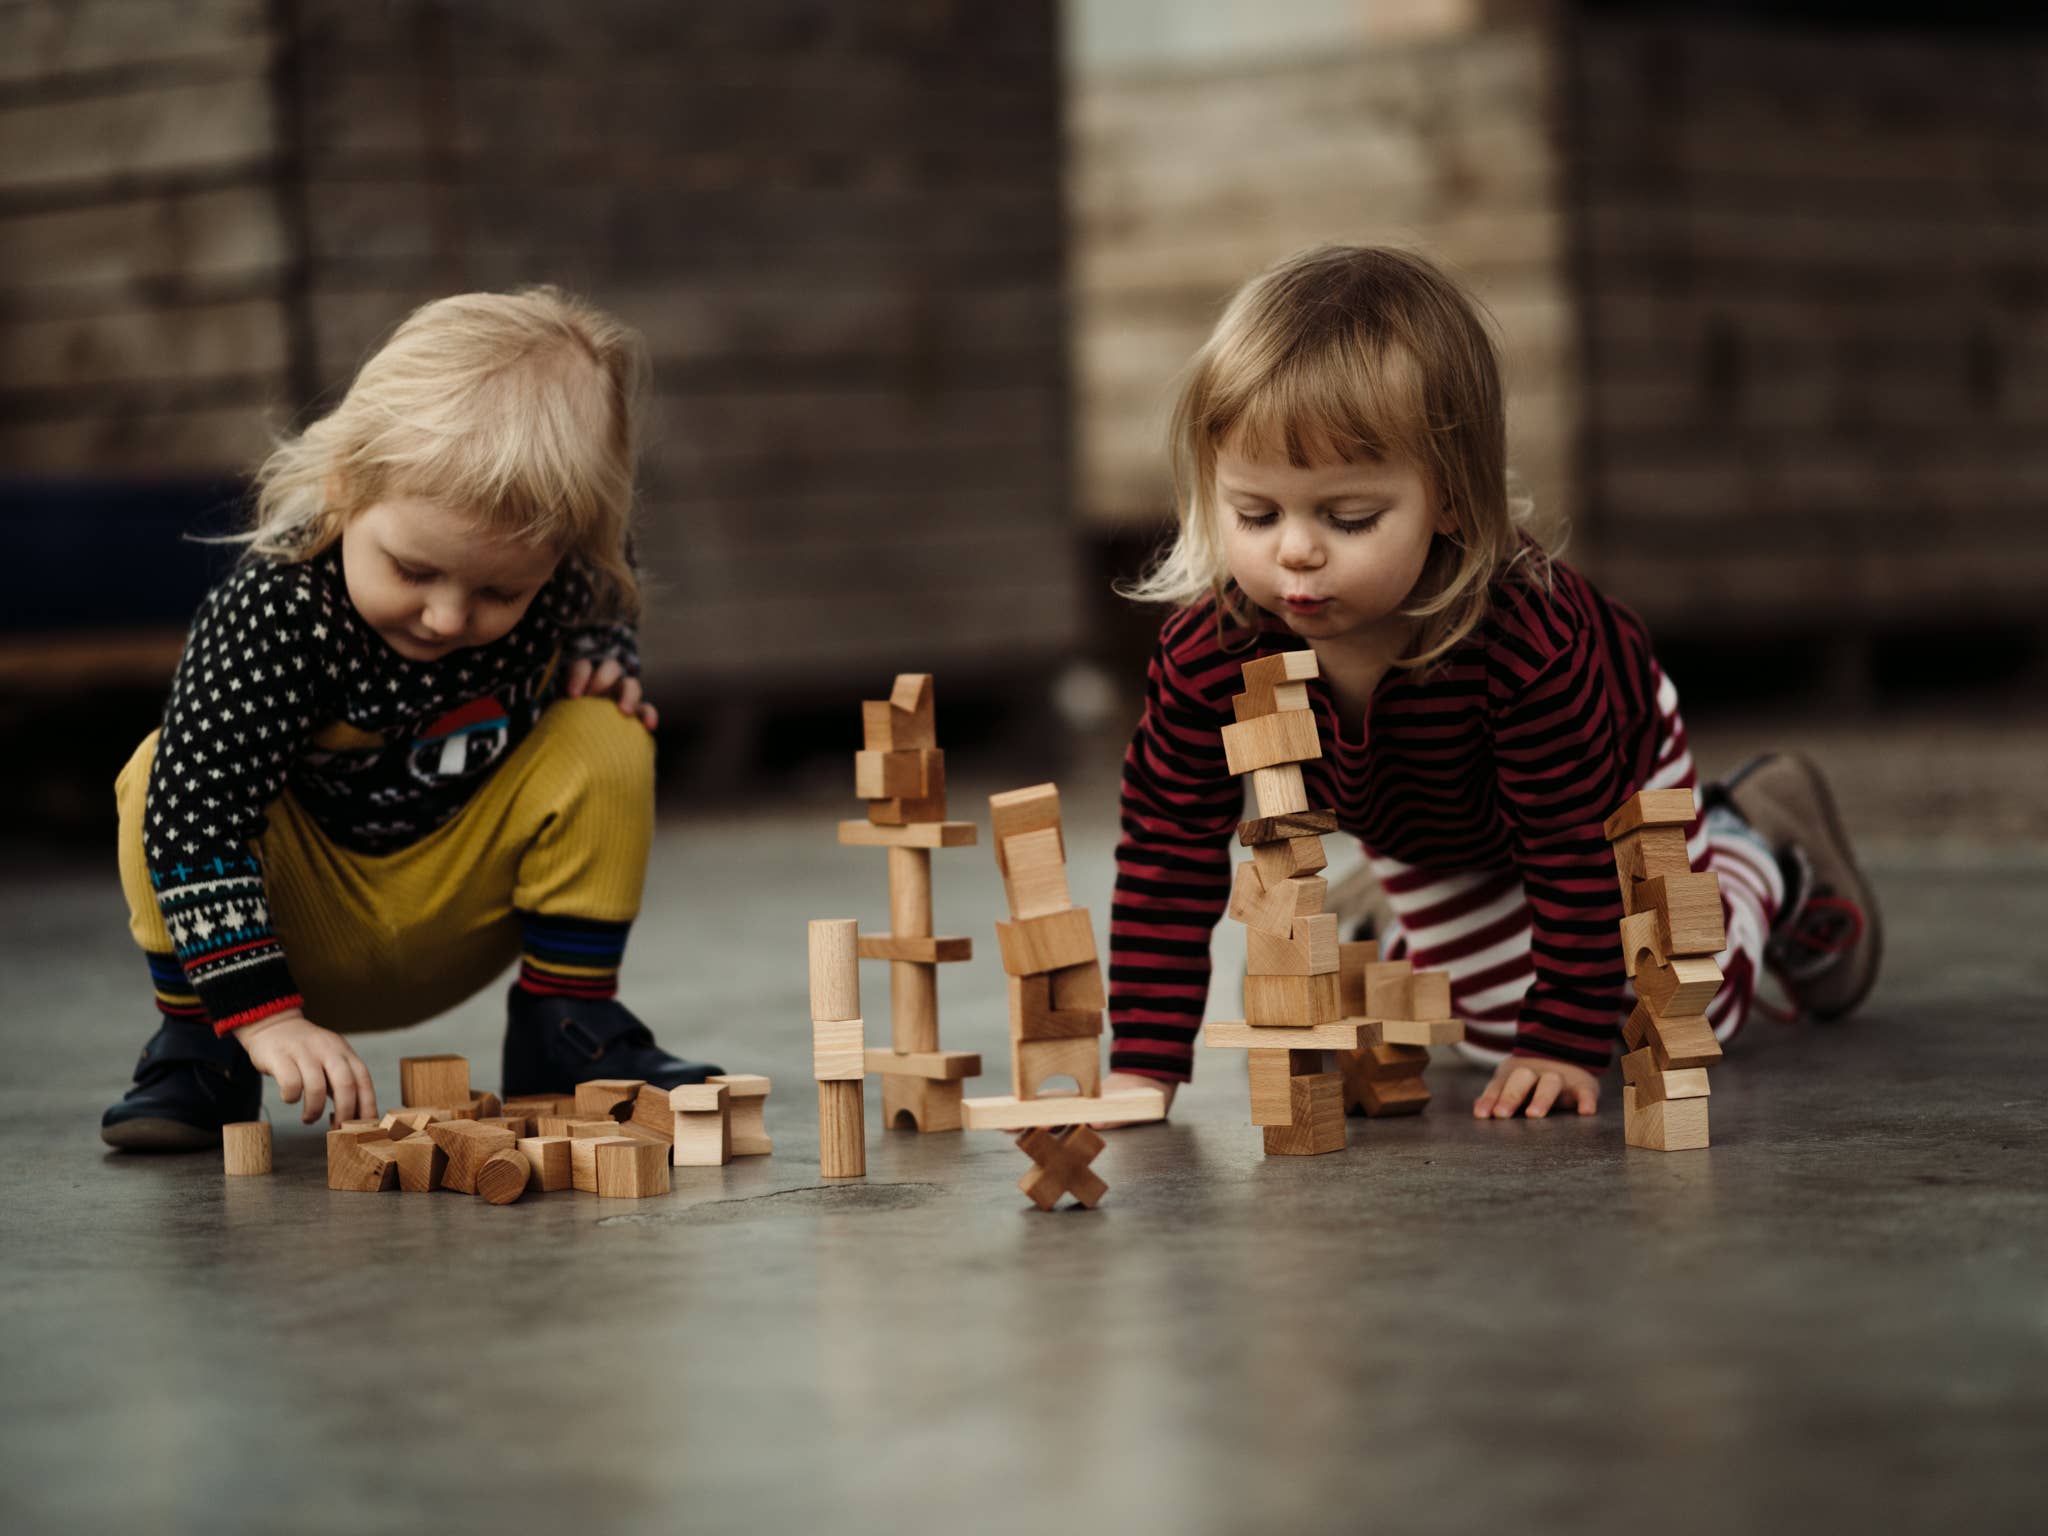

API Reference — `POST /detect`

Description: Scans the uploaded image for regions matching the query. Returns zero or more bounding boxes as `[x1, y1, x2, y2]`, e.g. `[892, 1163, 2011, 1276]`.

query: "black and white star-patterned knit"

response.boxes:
[143, 545, 638, 1034]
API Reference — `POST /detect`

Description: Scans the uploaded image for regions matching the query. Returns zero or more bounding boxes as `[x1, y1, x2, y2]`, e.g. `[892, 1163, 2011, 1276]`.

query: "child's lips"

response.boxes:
[1282, 594, 1330, 612]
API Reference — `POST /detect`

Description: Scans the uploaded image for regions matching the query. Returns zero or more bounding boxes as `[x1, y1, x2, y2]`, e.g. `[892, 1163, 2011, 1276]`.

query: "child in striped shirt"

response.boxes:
[103, 287, 719, 1149]
[1100, 245, 1880, 1119]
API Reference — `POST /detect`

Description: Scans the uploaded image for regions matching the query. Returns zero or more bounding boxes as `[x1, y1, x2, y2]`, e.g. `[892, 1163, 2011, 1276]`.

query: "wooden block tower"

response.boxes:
[962, 781, 1165, 1208]
[1202, 651, 1462, 1154]
[1605, 789, 1726, 1151]
[836, 674, 982, 1132]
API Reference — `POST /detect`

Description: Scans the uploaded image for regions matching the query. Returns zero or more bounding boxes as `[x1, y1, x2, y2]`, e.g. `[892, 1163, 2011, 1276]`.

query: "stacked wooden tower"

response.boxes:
[1605, 789, 1727, 1151]
[836, 674, 981, 1132]
[1203, 652, 1461, 1154]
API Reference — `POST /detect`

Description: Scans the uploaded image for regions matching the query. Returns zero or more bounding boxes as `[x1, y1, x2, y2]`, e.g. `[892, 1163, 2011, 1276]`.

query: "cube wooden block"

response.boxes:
[1338, 939, 1379, 1016]
[1244, 971, 1343, 1028]
[1623, 1084, 1710, 1151]
[1252, 835, 1328, 883]
[1262, 1072, 1346, 1156]
[571, 1135, 637, 1193]
[1604, 788, 1698, 839]
[1364, 960, 1413, 1020]
[1015, 1035, 1102, 1102]
[222, 1121, 271, 1176]
[1619, 1047, 1710, 1104]
[864, 747, 947, 825]
[573, 1079, 645, 1122]
[994, 907, 1097, 976]
[426, 1120, 517, 1194]
[1001, 826, 1073, 920]
[1009, 974, 1104, 1041]
[1408, 970, 1452, 1021]
[1222, 709, 1322, 776]
[1245, 913, 1339, 976]
[326, 1130, 399, 1192]
[1638, 872, 1727, 957]
[1635, 953, 1724, 1017]
[1238, 808, 1338, 847]
[1048, 960, 1107, 1012]
[596, 1137, 671, 1198]
[1228, 862, 1326, 938]
[1614, 825, 1692, 910]
[476, 1148, 531, 1205]
[390, 1133, 446, 1193]
[516, 1136, 573, 1191]
[855, 748, 930, 800]
[813, 1018, 866, 1081]
[988, 783, 1063, 868]
[1234, 649, 1319, 717]
[670, 1083, 732, 1167]
[881, 1074, 964, 1134]
[1643, 1008, 1724, 1070]
[398, 1055, 470, 1110]
[1247, 1048, 1324, 1126]
[1250, 763, 1308, 817]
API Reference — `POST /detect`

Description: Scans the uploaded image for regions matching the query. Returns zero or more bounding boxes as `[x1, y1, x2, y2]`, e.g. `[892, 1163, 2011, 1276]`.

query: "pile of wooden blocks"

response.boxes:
[229, 1052, 771, 1198]
[836, 673, 981, 1132]
[1202, 652, 1460, 1155]
[1606, 789, 1726, 1151]
[962, 781, 1164, 1208]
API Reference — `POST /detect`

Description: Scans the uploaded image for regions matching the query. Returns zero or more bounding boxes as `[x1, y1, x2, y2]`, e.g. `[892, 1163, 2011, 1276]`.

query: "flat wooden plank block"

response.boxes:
[1222, 709, 1322, 775]
[1206, 1017, 1370, 1051]
[1604, 788, 1698, 840]
[1378, 1017, 1462, 1046]
[856, 933, 973, 963]
[836, 819, 977, 849]
[1640, 872, 1728, 957]
[1238, 808, 1338, 846]
[961, 1087, 1166, 1131]
[864, 1048, 982, 1081]
[813, 1018, 866, 1081]
[1250, 763, 1309, 817]
[399, 1054, 470, 1110]
[995, 906, 1097, 976]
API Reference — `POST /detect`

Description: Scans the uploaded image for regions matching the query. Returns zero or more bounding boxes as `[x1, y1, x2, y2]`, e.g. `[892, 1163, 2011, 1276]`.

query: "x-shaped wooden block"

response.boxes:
[1014, 1124, 1109, 1211]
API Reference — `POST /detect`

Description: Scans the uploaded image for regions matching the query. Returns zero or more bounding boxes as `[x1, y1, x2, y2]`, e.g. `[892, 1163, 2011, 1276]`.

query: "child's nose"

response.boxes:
[422, 597, 466, 637]
[1277, 521, 1322, 568]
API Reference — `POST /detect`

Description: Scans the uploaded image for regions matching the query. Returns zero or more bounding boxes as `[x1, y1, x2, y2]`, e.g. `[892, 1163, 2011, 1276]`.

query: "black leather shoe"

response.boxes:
[101, 1019, 262, 1152]
[501, 985, 722, 1097]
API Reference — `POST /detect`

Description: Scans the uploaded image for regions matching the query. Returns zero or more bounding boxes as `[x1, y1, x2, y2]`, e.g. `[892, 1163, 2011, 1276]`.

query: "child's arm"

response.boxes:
[1483, 627, 1637, 1116]
[1104, 609, 1247, 1095]
[557, 554, 654, 729]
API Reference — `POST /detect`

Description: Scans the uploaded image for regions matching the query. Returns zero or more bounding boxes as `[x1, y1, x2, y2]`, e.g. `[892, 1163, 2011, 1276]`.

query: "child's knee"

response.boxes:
[115, 731, 169, 946]
[542, 696, 655, 800]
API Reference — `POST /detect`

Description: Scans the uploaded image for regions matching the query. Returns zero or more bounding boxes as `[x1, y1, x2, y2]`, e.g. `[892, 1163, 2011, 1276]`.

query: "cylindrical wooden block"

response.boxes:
[808, 918, 860, 1022]
[887, 847, 933, 939]
[222, 1121, 271, 1176]
[476, 1148, 531, 1205]
[891, 960, 939, 1054]
[817, 1079, 866, 1178]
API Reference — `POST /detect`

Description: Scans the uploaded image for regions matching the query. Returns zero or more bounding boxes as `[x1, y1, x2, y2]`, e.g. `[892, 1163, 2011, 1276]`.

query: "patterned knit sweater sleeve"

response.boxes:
[1106, 602, 1250, 1084]
[144, 559, 330, 1034]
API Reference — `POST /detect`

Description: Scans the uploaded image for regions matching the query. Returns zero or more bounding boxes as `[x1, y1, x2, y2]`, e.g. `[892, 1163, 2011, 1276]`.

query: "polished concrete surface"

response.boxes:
[3, 792, 2043, 1536]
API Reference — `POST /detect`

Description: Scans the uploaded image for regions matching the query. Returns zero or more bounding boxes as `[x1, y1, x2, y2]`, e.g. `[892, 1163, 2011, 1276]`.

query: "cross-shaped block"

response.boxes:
[1013, 1124, 1109, 1211]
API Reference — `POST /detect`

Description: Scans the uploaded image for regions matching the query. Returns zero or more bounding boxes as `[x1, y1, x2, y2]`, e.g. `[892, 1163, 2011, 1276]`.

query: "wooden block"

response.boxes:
[1364, 960, 1413, 1020]
[856, 933, 973, 963]
[1237, 808, 1338, 846]
[1358, 1041, 1430, 1079]
[994, 907, 1097, 976]
[704, 1075, 771, 1156]
[1337, 1042, 1430, 1114]
[835, 820, 977, 849]
[887, 672, 937, 748]
[1635, 953, 1724, 1017]
[1645, 1009, 1724, 1070]
[1001, 826, 1073, 919]
[855, 748, 929, 800]
[1227, 862, 1326, 938]
[379, 1108, 437, 1138]
[1247, 1048, 1325, 1126]
[881, 1074, 964, 1133]
[326, 1130, 399, 1192]
[476, 1116, 526, 1137]
[1408, 970, 1451, 1020]
[1245, 913, 1340, 976]
[867, 748, 947, 824]
[476, 1148, 531, 1205]
[1015, 1125, 1110, 1211]
[1244, 971, 1344, 1027]
[960, 1087, 1166, 1131]
[1362, 1073, 1432, 1117]
[1250, 763, 1308, 817]
[1048, 960, 1106, 1012]
[989, 783, 1064, 871]
[222, 1121, 271, 1176]
[817, 1078, 866, 1177]
[863, 1048, 981, 1080]
[861, 697, 896, 751]
[1015, 1034, 1102, 1101]
[1338, 940, 1379, 1015]
[1222, 709, 1322, 775]
[332, 1118, 384, 1134]
[1253, 835, 1328, 883]
[1204, 1018, 1371, 1051]
[628, 1083, 676, 1143]
[1619, 908, 1663, 977]
[503, 1095, 570, 1120]
[1604, 788, 1698, 840]
[443, 1102, 479, 1121]
[1639, 872, 1727, 957]
[1623, 1084, 1710, 1151]
[1262, 1072, 1346, 1155]
[1378, 1017, 1463, 1046]
[1619, 1047, 1710, 1104]
[670, 1083, 732, 1167]
[807, 917, 861, 1022]
[1234, 650, 1320, 718]
[1614, 825, 1692, 910]
[1008, 974, 1103, 1041]
[595, 1138, 670, 1198]
[813, 1018, 865, 1081]
[390, 1133, 446, 1192]
[573, 1080, 644, 1121]
[571, 1134, 635, 1193]
[426, 1120, 517, 1195]
[516, 1136, 573, 1191]
[469, 1092, 503, 1120]
[398, 1054, 470, 1109]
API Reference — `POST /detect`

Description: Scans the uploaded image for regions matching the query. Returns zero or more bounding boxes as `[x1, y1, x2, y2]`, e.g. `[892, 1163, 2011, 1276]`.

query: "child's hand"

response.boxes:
[236, 1010, 379, 1125]
[1093, 1070, 1178, 1128]
[565, 656, 658, 731]
[1473, 1053, 1601, 1119]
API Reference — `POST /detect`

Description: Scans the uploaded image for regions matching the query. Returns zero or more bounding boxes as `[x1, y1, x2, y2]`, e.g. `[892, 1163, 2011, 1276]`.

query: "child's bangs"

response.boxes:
[1208, 337, 1427, 470]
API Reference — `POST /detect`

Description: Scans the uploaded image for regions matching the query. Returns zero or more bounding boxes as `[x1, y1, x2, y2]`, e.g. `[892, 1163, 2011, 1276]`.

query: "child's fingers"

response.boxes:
[323, 1049, 360, 1125]
[1489, 1064, 1537, 1118]
[639, 702, 659, 732]
[1569, 1078, 1600, 1115]
[565, 658, 593, 697]
[270, 1052, 305, 1107]
[589, 658, 625, 697]
[617, 676, 643, 716]
[299, 1049, 329, 1124]
[348, 1056, 379, 1122]
[1525, 1072, 1564, 1119]
[1472, 1067, 1506, 1117]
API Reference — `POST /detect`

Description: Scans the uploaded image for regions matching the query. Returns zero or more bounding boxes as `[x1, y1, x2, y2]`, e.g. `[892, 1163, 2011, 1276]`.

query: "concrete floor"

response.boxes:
[3, 782, 2044, 1536]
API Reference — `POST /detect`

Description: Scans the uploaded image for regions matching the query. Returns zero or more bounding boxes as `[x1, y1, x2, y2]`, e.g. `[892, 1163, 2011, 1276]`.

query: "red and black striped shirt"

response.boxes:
[1107, 557, 1666, 1082]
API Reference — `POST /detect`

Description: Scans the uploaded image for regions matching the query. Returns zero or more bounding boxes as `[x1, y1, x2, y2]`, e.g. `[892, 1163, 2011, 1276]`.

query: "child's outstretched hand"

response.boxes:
[1093, 1070, 1177, 1128]
[565, 657, 658, 731]
[237, 1010, 378, 1125]
[1473, 1053, 1601, 1120]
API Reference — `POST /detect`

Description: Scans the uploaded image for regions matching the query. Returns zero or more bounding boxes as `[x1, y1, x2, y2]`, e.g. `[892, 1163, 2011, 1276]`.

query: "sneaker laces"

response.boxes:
[1760, 892, 1867, 1021]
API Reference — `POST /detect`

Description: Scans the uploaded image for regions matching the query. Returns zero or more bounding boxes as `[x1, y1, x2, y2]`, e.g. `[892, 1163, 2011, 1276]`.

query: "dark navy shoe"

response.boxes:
[101, 1019, 262, 1152]
[501, 984, 722, 1097]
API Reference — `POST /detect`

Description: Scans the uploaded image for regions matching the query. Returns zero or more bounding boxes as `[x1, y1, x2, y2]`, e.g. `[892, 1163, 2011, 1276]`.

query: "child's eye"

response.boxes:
[1232, 508, 1277, 529]
[483, 589, 524, 605]
[1330, 512, 1386, 535]
[393, 562, 430, 584]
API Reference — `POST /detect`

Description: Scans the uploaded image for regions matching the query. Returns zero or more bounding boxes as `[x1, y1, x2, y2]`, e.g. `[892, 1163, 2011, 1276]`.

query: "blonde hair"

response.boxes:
[243, 285, 648, 622]
[1123, 244, 1557, 670]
